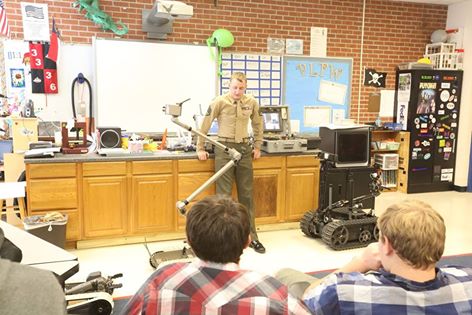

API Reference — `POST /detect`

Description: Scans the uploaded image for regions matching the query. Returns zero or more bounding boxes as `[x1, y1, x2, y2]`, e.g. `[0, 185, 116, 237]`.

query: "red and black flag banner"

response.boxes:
[29, 18, 60, 94]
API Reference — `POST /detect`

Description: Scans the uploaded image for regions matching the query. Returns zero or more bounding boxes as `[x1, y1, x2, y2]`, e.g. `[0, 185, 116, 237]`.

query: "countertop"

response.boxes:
[23, 149, 320, 164]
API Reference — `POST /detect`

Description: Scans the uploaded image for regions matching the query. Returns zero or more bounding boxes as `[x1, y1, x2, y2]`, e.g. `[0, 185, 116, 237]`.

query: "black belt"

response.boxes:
[218, 137, 250, 144]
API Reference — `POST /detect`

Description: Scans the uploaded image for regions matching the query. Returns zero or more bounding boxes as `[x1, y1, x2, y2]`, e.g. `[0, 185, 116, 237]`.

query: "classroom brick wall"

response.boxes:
[5, 0, 447, 123]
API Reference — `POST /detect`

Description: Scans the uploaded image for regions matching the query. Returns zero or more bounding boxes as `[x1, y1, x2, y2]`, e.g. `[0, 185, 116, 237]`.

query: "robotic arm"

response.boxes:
[164, 99, 241, 215]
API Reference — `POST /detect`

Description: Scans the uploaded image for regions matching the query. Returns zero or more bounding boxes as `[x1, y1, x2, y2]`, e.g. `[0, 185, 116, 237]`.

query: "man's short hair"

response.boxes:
[378, 200, 445, 269]
[231, 72, 247, 84]
[186, 195, 250, 264]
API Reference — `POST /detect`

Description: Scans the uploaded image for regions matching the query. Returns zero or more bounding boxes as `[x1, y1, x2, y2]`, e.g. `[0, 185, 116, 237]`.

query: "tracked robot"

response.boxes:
[300, 156, 382, 250]
[300, 125, 383, 250]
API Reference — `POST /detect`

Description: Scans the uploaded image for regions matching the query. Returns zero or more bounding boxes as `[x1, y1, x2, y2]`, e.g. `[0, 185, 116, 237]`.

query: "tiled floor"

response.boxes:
[67, 190, 472, 297]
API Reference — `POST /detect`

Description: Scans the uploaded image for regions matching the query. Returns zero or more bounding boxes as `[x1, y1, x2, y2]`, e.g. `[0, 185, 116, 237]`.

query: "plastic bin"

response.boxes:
[24, 213, 68, 248]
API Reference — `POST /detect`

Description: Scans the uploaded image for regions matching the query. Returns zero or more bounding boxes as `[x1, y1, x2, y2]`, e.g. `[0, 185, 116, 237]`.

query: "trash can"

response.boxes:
[24, 212, 68, 249]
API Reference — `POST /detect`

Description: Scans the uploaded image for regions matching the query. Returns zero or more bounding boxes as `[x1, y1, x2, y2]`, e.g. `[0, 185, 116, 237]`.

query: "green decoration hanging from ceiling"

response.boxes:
[72, 0, 128, 36]
[207, 28, 234, 76]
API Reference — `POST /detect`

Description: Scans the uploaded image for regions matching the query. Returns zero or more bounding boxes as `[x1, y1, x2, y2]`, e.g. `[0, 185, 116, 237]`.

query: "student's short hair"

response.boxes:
[186, 195, 250, 264]
[230, 72, 247, 84]
[378, 200, 445, 269]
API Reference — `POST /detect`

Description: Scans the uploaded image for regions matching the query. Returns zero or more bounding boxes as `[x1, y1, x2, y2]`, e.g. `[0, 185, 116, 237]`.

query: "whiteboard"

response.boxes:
[93, 38, 218, 133]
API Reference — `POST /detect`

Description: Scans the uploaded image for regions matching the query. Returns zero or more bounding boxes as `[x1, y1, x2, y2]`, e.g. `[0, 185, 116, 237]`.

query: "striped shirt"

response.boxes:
[122, 259, 310, 315]
[304, 266, 472, 314]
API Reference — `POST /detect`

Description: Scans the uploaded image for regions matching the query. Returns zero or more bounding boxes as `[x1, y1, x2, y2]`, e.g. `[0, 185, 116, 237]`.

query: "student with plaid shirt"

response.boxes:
[277, 200, 472, 314]
[122, 195, 310, 315]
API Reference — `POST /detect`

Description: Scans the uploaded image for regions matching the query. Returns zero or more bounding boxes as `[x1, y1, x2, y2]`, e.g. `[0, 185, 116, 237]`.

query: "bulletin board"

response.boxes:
[94, 38, 217, 133]
[282, 56, 353, 133]
[219, 53, 282, 106]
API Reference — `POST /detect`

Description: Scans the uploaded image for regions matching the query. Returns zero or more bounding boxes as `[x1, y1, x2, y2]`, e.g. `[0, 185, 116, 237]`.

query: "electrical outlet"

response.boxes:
[35, 104, 45, 112]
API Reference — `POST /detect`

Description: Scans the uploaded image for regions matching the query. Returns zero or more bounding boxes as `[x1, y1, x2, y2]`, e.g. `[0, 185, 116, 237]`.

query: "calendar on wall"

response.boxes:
[219, 53, 282, 106]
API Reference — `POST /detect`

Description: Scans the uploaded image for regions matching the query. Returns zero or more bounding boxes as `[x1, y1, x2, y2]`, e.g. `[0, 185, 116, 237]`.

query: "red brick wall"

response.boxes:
[5, 0, 447, 123]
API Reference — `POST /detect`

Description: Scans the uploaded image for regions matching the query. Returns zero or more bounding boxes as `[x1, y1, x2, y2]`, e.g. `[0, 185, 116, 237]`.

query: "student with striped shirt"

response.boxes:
[277, 200, 472, 314]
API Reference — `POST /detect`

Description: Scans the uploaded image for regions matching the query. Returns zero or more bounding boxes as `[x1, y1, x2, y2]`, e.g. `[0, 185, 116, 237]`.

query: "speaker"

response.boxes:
[98, 127, 121, 148]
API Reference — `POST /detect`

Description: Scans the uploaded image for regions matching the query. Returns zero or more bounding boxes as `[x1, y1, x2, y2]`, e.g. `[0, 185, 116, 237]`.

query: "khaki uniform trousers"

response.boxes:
[215, 142, 258, 242]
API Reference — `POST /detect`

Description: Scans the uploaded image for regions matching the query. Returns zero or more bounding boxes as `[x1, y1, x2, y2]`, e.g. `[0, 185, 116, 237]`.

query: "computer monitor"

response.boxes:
[262, 111, 282, 132]
[0, 140, 13, 164]
[208, 121, 219, 135]
[319, 126, 371, 168]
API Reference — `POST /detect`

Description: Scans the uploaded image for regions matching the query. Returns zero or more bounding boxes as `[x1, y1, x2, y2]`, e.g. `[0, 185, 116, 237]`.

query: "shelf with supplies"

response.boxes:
[371, 130, 409, 192]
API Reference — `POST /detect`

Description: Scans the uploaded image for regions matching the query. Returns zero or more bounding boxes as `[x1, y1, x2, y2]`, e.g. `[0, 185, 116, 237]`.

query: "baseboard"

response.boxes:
[453, 185, 467, 192]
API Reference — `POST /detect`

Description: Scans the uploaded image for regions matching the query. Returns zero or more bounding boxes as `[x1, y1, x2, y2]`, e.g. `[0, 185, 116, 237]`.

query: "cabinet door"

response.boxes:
[285, 167, 319, 221]
[177, 172, 216, 230]
[131, 174, 174, 234]
[83, 176, 127, 238]
[253, 168, 284, 224]
[28, 178, 78, 210]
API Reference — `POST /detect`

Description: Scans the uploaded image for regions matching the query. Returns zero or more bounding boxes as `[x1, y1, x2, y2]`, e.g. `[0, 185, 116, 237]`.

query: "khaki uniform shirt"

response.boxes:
[197, 93, 263, 150]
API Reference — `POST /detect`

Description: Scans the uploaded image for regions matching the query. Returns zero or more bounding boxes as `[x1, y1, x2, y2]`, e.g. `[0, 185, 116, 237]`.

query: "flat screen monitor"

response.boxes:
[208, 121, 219, 135]
[262, 112, 282, 132]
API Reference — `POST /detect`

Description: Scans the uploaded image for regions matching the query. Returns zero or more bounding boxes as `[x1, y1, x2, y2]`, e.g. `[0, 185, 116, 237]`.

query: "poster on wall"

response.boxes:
[3, 40, 30, 115]
[21, 2, 50, 41]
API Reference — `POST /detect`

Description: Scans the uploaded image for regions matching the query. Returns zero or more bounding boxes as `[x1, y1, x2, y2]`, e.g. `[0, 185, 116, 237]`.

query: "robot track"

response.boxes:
[300, 209, 319, 238]
[321, 217, 379, 250]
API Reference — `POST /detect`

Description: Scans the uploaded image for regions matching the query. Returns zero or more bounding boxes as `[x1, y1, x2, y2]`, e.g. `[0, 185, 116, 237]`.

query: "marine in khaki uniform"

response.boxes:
[197, 72, 266, 253]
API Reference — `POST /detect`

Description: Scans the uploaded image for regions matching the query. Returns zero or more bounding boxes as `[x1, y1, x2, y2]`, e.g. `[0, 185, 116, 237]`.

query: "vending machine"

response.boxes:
[394, 69, 463, 193]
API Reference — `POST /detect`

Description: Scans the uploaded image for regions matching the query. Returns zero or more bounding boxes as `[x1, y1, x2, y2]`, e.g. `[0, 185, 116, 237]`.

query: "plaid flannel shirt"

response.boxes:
[122, 259, 310, 315]
[304, 266, 472, 314]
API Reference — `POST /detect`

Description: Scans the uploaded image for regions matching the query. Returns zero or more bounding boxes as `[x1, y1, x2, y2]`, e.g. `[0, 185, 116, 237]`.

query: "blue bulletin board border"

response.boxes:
[282, 56, 353, 134]
[219, 53, 282, 106]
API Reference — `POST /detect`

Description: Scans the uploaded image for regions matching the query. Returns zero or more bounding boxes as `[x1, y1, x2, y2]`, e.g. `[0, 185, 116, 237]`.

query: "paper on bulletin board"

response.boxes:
[332, 109, 346, 125]
[290, 120, 300, 133]
[310, 27, 327, 57]
[304, 106, 331, 127]
[318, 80, 347, 105]
[380, 89, 395, 117]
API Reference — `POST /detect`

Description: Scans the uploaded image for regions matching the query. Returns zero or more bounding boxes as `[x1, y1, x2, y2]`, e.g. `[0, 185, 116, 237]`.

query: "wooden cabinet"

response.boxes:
[82, 162, 127, 238]
[82, 175, 127, 238]
[26, 163, 80, 242]
[130, 160, 174, 234]
[285, 156, 320, 221]
[25, 153, 320, 247]
[177, 159, 216, 230]
[253, 156, 285, 224]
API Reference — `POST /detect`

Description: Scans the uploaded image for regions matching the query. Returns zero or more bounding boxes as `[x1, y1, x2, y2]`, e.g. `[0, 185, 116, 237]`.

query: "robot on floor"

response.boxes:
[145, 99, 243, 268]
[65, 271, 122, 315]
[300, 154, 383, 250]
